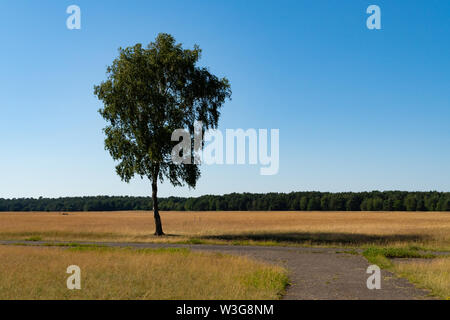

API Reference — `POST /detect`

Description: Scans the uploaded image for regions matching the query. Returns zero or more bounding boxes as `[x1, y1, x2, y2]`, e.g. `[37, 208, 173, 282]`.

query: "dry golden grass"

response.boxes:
[393, 257, 450, 299]
[0, 211, 449, 249]
[0, 245, 288, 300]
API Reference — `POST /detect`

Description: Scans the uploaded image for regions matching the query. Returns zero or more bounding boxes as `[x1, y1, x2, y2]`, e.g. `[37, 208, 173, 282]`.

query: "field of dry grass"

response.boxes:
[392, 257, 450, 299]
[0, 211, 449, 250]
[0, 245, 288, 300]
[0, 211, 449, 300]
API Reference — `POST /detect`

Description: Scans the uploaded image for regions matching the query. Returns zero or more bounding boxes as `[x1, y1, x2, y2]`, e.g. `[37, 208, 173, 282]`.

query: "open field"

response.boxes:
[0, 245, 287, 300]
[0, 241, 440, 300]
[1, 210, 449, 299]
[0, 211, 449, 250]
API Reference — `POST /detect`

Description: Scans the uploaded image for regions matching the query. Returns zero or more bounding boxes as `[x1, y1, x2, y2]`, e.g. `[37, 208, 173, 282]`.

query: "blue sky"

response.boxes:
[0, 0, 449, 198]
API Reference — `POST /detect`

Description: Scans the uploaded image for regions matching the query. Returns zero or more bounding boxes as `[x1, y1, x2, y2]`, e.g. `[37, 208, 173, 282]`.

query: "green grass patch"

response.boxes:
[180, 238, 205, 245]
[0, 231, 125, 241]
[24, 236, 42, 242]
[43, 242, 106, 248]
[363, 247, 436, 269]
[363, 247, 436, 259]
[240, 268, 289, 299]
[135, 247, 191, 255]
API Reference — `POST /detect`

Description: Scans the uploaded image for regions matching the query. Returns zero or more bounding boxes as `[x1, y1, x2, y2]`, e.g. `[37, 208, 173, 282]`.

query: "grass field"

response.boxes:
[1, 210, 449, 299]
[363, 248, 450, 299]
[392, 258, 450, 300]
[0, 245, 288, 300]
[0, 211, 449, 250]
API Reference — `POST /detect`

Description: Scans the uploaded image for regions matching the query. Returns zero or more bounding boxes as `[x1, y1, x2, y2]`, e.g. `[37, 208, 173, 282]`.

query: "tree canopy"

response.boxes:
[94, 33, 231, 234]
[2, 191, 449, 212]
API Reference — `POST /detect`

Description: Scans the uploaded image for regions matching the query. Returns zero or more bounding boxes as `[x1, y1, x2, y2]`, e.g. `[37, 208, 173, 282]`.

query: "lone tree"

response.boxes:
[94, 33, 231, 235]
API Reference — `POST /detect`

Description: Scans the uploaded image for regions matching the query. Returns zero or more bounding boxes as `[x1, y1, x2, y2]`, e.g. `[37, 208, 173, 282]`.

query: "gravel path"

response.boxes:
[0, 240, 434, 300]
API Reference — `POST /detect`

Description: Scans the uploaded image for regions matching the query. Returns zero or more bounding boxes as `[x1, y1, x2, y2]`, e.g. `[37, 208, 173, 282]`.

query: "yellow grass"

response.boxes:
[0, 245, 288, 300]
[0, 211, 448, 250]
[392, 257, 450, 299]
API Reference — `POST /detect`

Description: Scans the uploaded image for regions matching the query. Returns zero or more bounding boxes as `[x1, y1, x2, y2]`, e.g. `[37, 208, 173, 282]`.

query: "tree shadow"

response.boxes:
[199, 232, 431, 246]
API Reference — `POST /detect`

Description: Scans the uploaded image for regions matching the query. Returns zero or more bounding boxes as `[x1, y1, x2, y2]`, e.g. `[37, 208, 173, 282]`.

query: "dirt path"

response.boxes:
[0, 240, 433, 300]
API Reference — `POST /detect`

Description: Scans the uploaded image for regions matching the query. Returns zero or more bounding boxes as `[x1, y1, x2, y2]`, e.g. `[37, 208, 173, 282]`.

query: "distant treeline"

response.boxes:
[1, 191, 449, 212]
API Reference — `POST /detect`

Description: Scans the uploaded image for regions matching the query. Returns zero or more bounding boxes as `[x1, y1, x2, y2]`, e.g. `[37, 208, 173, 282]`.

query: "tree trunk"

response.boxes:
[152, 179, 164, 236]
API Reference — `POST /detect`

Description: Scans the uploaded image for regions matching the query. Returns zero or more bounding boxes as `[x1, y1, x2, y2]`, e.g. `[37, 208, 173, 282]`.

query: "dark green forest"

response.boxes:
[0, 191, 449, 212]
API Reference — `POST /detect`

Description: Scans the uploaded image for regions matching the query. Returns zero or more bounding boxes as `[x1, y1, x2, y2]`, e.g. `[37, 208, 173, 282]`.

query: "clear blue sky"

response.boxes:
[0, 1, 449, 198]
